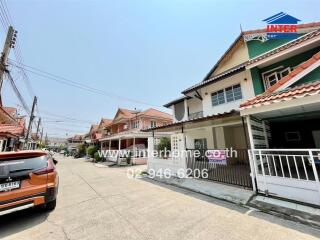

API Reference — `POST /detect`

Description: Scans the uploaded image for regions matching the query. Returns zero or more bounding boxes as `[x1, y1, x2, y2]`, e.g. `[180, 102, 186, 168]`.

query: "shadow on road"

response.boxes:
[140, 177, 320, 238]
[0, 208, 49, 239]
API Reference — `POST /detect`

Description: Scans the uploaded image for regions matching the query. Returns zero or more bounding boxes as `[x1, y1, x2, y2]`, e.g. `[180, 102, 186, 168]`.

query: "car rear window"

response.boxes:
[0, 156, 48, 177]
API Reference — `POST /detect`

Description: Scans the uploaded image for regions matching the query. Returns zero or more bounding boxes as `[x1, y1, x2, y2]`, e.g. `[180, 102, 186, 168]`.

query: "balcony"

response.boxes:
[188, 111, 203, 120]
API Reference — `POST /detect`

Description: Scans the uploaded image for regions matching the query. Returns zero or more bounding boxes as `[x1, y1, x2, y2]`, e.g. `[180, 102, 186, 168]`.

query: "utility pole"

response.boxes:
[25, 96, 37, 147]
[40, 127, 44, 143]
[36, 117, 41, 137]
[0, 26, 17, 104]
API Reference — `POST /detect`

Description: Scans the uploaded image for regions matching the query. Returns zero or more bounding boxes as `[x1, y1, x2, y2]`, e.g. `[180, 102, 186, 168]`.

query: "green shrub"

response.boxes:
[87, 145, 98, 158]
[94, 152, 102, 162]
[77, 144, 86, 156]
[157, 137, 171, 151]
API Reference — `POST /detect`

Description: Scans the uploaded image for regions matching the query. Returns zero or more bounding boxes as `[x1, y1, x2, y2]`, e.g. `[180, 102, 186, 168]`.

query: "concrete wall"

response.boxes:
[224, 125, 248, 149]
[185, 127, 215, 149]
[184, 126, 232, 150]
[187, 97, 203, 115]
[201, 70, 255, 116]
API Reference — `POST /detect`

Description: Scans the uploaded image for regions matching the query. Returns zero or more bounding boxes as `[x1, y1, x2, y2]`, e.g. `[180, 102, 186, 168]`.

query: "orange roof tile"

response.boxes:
[265, 50, 320, 94]
[101, 118, 112, 125]
[3, 107, 17, 117]
[0, 124, 25, 137]
[90, 124, 99, 132]
[240, 80, 320, 109]
[118, 108, 139, 118]
[138, 108, 172, 120]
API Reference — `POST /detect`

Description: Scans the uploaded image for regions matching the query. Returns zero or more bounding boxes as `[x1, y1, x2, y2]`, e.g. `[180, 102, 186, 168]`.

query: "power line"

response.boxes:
[43, 121, 91, 128]
[40, 109, 94, 123]
[9, 59, 164, 108]
[0, 0, 36, 104]
[45, 126, 88, 133]
[0, 1, 43, 134]
[6, 72, 30, 114]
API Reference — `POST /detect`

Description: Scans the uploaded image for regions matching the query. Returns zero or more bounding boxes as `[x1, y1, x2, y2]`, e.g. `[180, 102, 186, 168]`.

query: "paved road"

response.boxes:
[1, 155, 320, 240]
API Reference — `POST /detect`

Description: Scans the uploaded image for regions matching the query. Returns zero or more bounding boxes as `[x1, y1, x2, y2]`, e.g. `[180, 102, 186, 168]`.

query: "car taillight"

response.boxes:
[33, 159, 55, 175]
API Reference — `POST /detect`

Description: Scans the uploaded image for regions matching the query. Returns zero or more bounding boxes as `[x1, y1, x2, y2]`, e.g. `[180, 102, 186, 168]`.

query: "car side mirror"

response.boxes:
[53, 159, 58, 165]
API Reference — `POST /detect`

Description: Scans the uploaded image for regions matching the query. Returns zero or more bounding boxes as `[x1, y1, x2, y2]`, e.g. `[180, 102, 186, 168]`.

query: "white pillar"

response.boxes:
[147, 137, 154, 166]
[0, 140, 3, 152]
[262, 121, 269, 148]
[245, 115, 257, 192]
[246, 116, 255, 150]
[118, 138, 121, 150]
[108, 140, 111, 150]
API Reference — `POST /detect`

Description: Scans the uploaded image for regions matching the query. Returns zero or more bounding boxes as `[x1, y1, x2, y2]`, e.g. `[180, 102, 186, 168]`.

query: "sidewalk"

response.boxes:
[148, 175, 320, 228]
[150, 176, 254, 205]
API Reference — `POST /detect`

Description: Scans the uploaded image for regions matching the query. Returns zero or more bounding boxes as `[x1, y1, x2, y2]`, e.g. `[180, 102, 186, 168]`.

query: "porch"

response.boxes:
[241, 80, 320, 205]
[100, 131, 170, 165]
[146, 111, 253, 189]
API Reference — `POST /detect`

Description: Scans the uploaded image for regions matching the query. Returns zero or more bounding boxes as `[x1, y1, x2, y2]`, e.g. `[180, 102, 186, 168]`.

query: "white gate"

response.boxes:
[249, 149, 320, 205]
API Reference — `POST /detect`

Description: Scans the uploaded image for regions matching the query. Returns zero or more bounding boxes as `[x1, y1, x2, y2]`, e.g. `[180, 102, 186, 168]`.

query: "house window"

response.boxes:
[212, 90, 225, 106]
[265, 72, 278, 89]
[132, 120, 139, 129]
[211, 84, 242, 106]
[151, 121, 157, 128]
[263, 67, 291, 89]
[279, 67, 291, 78]
[225, 84, 242, 102]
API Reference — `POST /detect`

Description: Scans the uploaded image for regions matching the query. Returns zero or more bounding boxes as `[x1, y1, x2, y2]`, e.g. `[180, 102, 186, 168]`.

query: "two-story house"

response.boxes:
[100, 108, 172, 164]
[239, 24, 320, 205]
[145, 21, 320, 195]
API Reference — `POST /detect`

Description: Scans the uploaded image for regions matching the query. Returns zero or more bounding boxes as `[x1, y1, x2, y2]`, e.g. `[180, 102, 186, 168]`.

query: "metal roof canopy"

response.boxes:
[143, 111, 241, 133]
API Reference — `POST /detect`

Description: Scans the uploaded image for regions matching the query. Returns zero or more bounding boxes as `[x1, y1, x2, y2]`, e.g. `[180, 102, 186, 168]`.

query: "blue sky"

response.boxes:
[1, 0, 319, 138]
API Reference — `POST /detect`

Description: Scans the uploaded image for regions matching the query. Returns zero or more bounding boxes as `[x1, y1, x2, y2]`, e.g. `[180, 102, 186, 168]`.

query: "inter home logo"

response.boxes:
[263, 12, 301, 39]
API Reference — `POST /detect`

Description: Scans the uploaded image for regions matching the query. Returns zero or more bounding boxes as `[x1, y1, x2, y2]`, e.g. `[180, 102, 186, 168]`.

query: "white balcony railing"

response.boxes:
[188, 111, 203, 120]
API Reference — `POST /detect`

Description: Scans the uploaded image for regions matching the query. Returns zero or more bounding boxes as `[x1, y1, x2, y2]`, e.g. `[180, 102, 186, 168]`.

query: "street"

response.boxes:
[0, 155, 320, 240]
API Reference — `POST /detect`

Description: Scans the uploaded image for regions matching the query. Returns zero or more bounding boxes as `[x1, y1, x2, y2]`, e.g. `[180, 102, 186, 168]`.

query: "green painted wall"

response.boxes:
[295, 66, 320, 86]
[260, 47, 320, 73]
[247, 34, 304, 59]
[250, 47, 320, 95]
[250, 67, 264, 95]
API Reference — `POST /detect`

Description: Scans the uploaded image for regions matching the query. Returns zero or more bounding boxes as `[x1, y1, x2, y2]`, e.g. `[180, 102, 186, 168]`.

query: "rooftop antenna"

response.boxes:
[240, 24, 243, 33]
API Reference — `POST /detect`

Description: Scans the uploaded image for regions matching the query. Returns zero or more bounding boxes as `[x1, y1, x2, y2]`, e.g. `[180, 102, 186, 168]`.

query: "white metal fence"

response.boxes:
[249, 149, 320, 205]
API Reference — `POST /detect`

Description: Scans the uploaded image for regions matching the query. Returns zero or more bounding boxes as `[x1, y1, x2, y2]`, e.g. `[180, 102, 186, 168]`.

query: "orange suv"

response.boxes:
[0, 150, 59, 216]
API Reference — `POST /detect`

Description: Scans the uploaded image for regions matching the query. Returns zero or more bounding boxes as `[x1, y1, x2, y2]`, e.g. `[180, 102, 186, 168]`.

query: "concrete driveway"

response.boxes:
[0, 155, 320, 240]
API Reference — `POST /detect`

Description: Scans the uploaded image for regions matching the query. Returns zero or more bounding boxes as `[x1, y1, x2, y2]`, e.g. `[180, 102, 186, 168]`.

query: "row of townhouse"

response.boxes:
[0, 106, 38, 151]
[145, 21, 320, 206]
[80, 108, 172, 164]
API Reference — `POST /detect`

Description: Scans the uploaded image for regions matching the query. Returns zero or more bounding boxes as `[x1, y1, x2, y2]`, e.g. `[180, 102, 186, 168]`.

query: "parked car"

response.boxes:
[0, 150, 59, 216]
